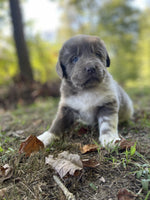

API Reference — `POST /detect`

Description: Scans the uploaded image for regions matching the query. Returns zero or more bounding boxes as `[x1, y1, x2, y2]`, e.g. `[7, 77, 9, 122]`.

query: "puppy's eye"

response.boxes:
[72, 56, 79, 64]
[96, 53, 102, 59]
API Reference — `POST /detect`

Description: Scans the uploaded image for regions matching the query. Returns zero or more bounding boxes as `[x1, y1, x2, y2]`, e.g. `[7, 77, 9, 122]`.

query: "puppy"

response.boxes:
[37, 35, 134, 147]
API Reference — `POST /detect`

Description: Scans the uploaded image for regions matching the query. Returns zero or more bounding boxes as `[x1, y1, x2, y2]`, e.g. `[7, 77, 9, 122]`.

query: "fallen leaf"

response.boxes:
[80, 144, 99, 154]
[117, 188, 137, 200]
[0, 164, 13, 183]
[82, 159, 100, 168]
[19, 135, 44, 156]
[0, 188, 7, 197]
[77, 127, 88, 136]
[45, 151, 83, 178]
[116, 138, 135, 150]
[7, 130, 25, 138]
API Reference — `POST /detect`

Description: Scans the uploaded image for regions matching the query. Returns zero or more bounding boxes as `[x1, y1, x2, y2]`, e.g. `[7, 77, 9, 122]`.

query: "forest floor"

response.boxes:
[0, 86, 150, 200]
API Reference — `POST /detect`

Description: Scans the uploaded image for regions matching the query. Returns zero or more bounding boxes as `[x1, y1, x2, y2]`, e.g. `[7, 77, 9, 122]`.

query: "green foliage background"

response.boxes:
[0, 0, 150, 87]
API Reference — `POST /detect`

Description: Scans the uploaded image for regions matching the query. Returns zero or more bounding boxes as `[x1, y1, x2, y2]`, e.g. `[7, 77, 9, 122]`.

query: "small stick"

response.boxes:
[53, 175, 76, 200]
[20, 182, 36, 198]
[137, 188, 142, 195]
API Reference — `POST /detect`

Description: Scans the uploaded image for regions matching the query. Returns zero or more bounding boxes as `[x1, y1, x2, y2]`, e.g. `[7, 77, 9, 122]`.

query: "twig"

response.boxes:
[20, 181, 36, 198]
[53, 175, 76, 200]
[137, 188, 142, 195]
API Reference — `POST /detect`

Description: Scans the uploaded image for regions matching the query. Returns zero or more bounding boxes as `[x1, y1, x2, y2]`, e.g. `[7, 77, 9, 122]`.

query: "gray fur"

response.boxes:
[50, 106, 78, 136]
[40, 35, 134, 147]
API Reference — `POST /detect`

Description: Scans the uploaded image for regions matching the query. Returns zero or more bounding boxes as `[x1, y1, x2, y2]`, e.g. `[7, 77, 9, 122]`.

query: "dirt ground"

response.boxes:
[0, 87, 150, 200]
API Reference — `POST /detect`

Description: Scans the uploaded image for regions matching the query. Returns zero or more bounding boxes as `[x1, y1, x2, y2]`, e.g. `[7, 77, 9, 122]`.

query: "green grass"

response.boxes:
[0, 88, 150, 199]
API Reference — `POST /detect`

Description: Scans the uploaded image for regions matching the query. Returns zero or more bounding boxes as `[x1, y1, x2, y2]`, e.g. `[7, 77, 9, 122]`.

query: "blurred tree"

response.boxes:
[97, 0, 140, 84]
[137, 8, 150, 86]
[0, 0, 18, 85]
[9, 0, 34, 81]
[27, 34, 60, 82]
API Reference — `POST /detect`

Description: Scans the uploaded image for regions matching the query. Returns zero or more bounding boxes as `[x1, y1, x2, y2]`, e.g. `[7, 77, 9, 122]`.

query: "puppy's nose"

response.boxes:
[86, 66, 96, 74]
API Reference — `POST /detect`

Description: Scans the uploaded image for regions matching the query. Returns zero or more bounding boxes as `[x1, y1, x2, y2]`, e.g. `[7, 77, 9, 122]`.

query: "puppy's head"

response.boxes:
[56, 35, 110, 89]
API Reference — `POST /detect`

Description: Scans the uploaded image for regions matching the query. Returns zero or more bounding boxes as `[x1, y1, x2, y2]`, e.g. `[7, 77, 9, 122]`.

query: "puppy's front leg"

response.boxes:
[38, 106, 76, 147]
[98, 103, 120, 147]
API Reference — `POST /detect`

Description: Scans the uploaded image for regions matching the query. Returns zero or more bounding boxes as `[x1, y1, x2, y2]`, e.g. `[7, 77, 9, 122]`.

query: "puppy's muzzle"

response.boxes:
[85, 65, 96, 75]
[71, 61, 105, 88]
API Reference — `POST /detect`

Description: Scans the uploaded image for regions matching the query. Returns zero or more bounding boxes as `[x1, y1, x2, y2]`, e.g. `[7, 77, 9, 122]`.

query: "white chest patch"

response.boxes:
[61, 86, 116, 125]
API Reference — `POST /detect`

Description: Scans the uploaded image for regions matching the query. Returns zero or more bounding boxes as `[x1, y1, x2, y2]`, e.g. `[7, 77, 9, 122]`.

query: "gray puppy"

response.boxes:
[38, 35, 134, 147]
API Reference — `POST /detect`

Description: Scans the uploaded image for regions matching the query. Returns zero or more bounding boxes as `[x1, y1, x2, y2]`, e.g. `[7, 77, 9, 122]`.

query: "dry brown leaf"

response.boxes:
[45, 151, 83, 178]
[80, 144, 99, 154]
[77, 127, 88, 136]
[115, 138, 135, 150]
[0, 188, 7, 198]
[117, 188, 137, 200]
[19, 135, 44, 156]
[0, 164, 13, 183]
[82, 159, 100, 168]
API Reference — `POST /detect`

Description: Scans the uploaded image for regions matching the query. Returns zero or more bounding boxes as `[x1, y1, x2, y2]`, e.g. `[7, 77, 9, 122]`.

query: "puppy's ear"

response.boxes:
[99, 39, 110, 67]
[56, 61, 67, 79]
[106, 54, 110, 67]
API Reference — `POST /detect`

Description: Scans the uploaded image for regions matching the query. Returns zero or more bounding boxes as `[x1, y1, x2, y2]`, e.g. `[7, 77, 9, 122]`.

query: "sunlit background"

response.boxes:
[0, 0, 150, 87]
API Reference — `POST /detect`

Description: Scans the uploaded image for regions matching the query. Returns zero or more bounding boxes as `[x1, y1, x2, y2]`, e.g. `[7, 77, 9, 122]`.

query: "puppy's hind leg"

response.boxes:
[117, 85, 134, 123]
[38, 106, 76, 147]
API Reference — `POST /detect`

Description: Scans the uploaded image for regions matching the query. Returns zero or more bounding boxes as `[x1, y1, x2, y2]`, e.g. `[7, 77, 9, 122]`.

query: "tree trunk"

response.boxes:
[9, 0, 34, 81]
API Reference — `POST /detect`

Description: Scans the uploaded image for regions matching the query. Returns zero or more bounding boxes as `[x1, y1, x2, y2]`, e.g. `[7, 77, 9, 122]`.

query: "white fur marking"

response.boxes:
[99, 132, 120, 147]
[37, 131, 57, 147]
[98, 116, 120, 147]
[61, 84, 117, 125]
[100, 122, 110, 131]
[63, 88, 112, 111]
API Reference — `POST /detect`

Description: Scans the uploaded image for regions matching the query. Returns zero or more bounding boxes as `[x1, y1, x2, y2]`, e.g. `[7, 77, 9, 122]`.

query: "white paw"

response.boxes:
[37, 131, 58, 147]
[99, 133, 121, 148]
